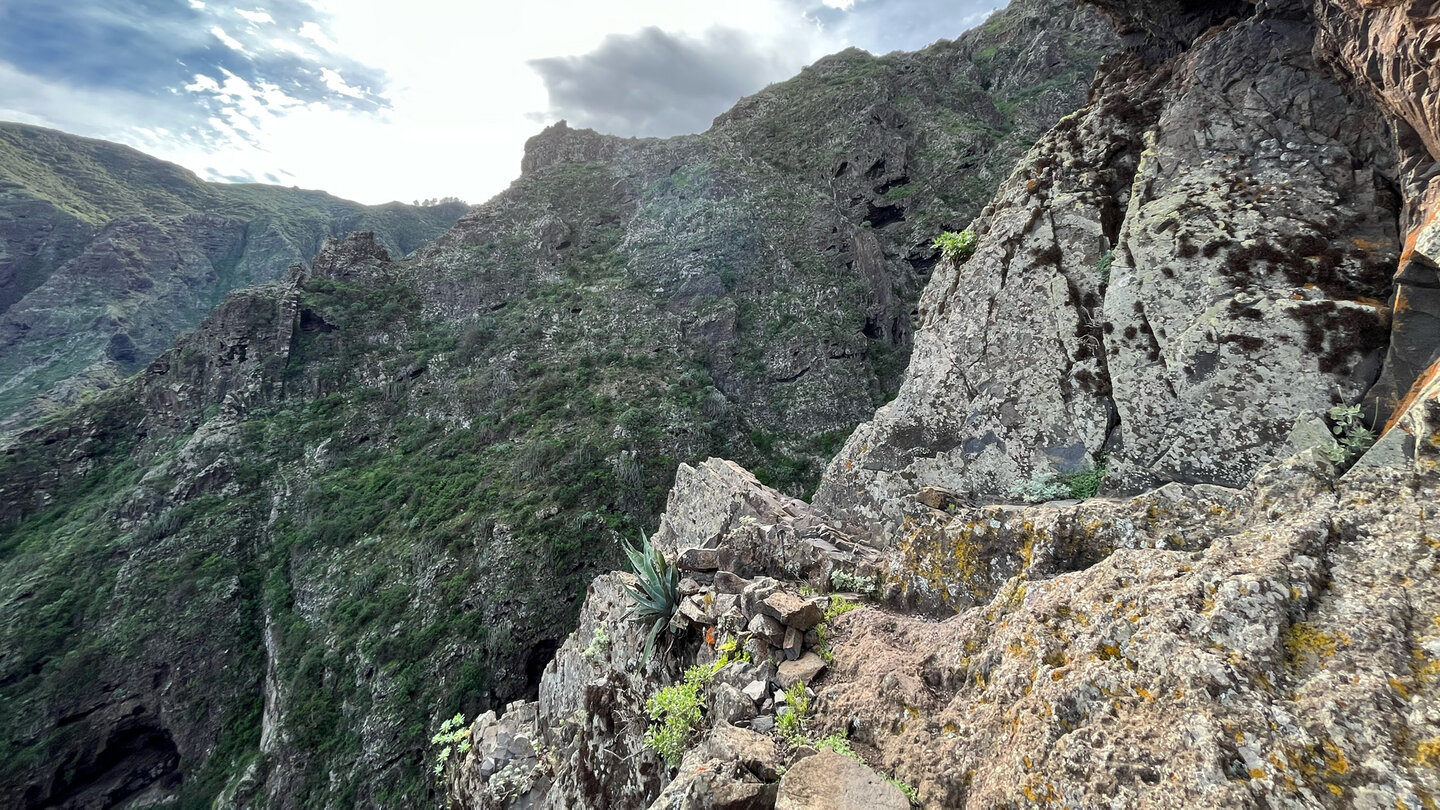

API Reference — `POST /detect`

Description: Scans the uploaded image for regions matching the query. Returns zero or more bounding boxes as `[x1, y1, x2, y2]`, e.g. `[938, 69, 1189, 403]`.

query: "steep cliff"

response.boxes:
[0, 1, 1117, 807]
[0, 122, 468, 435]
[444, 0, 1440, 808]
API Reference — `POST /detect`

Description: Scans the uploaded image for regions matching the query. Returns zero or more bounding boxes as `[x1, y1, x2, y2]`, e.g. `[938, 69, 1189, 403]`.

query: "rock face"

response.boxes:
[449, 418, 1440, 808]
[439, 1, 1440, 809]
[1312, 0, 1440, 429]
[774, 750, 909, 810]
[815, 0, 1407, 525]
[0, 2, 1118, 807]
[0, 122, 467, 435]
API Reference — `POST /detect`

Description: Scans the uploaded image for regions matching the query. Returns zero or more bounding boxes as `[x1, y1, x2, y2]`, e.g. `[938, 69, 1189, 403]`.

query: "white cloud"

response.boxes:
[209, 25, 248, 54]
[236, 9, 276, 24]
[297, 21, 338, 51]
[319, 68, 365, 100]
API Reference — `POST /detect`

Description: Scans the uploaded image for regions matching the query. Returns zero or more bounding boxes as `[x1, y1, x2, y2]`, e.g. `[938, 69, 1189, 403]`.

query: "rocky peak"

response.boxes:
[518, 120, 631, 177]
[308, 231, 393, 282]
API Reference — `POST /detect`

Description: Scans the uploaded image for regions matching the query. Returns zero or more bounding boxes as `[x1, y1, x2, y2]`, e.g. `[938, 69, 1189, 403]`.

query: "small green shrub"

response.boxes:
[1011, 457, 1107, 503]
[933, 230, 978, 261]
[430, 713, 470, 778]
[622, 531, 680, 662]
[1324, 404, 1375, 464]
[1095, 249, 1114, 283]
[1059, 455, 1107, 499]
[829, 570, 876, 595]
[644, 661, 720, 768]
[715, 634, 750, 666]
[890, 777, 921, 806]
[777, 681, 811, 741]
[817, 734, 858, 758]
[816, 595, 859, 665]
[1009, 472, 1070, 504]
[581, 625, 610, 666]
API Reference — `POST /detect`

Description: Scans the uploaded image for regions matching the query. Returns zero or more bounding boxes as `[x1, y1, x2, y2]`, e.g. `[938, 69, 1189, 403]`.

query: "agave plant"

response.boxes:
[623, 531, 681, 662]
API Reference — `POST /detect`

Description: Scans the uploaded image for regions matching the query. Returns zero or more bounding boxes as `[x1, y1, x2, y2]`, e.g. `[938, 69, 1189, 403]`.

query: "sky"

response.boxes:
[0, 0, 1002, 206]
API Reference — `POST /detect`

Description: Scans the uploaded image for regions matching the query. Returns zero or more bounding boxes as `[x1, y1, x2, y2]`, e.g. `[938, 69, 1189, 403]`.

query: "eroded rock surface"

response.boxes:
[816, 0, 1408, 525]
[445, 2, 1440, 809]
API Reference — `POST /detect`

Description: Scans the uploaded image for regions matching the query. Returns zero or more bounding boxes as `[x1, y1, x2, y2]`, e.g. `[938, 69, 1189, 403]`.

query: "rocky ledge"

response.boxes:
[446, 359, 1440, 807]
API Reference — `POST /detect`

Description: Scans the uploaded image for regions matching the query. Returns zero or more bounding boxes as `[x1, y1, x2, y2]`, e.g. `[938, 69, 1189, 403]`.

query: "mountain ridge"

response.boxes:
[0, 1, 1120, 806]
[0, 120, 469, 435]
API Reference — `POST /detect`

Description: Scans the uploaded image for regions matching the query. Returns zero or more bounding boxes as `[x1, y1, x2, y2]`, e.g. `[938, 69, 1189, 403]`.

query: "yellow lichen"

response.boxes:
[1283, 622, 1344, 664]
[1416, 737, 1440, 770]
[1391, 677, 1414, 700]
[1322, 740, 1349, 774]
[1414, 650, 1440, 686]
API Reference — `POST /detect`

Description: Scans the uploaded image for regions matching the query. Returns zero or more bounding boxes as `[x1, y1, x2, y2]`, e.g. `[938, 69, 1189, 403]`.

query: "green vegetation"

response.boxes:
[829, 570, 877, 595]
[643, 661, 722, 768]
[1325, 404, 1376, 465]
[1060, 455, 1108, 500]
[715, 634, 751, 666]
[431, 713, 471, 778]
[1095, 249, 1115, 283]
[933, 229, 978, 261]
[817, 595, 861, 665]
[623, 532, 682, 662]
[777, 680, 811, 741]
[1010, 456, 1108, 503]
[581, 625, 612, 666]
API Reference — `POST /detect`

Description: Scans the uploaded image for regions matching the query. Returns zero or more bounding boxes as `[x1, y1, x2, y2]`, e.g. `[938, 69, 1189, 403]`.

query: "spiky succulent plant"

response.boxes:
[623, 531, 681, 662]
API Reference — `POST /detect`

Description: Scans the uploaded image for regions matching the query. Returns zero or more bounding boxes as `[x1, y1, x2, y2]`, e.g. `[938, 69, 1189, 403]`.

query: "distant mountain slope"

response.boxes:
[0, 1, 1118, 807]
[0, 122, 468, 433]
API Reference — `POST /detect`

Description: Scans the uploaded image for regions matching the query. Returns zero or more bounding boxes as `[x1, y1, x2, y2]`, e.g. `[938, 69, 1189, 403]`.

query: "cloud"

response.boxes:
[528, 27, 804, 137]
[0, 1, 387, 108]
[802, 0, 1003, 53]
[236, 9, 277, 25]
[0, 0, 1003, 206]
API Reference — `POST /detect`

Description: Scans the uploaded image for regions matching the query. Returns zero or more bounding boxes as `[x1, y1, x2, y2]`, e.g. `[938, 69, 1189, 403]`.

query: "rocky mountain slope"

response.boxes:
[0, 2, 1117, 807]
[0, 121, 468, 434]
[442, 0, 1440, 808]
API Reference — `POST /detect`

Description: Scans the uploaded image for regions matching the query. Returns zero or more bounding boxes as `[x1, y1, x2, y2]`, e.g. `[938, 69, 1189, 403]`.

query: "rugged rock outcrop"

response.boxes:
[1312, 0, 1440, 430]
[815, 0, 1411, 525]
[443, 1, 1440, 808]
